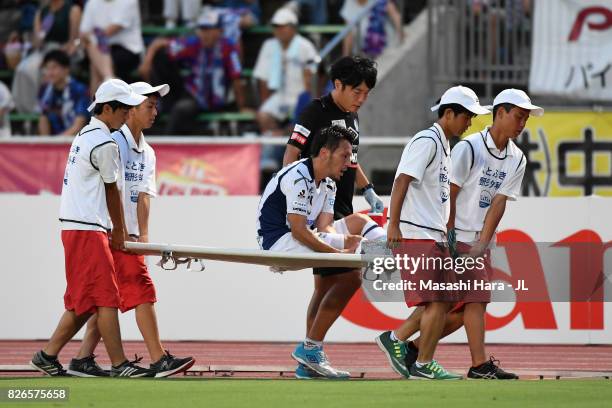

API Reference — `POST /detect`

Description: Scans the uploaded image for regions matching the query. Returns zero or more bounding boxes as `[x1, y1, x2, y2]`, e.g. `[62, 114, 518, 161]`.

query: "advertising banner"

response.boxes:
[0, 142, 260, 195]
[467, 111, 612, 197]
[529, 0, 612, 101]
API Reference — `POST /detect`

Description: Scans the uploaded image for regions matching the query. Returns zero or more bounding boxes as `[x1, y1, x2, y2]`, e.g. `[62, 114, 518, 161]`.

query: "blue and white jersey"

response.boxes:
[451, 127, 526, 242]
[256, 158, 336, 250]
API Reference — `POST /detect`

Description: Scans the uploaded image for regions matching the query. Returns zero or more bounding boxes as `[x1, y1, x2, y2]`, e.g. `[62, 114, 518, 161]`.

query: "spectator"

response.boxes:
[0, 80, 15, 138]
[254, 8, 317, 137]
[37, 49, 88, 136]
[11, 0, 81, 114]
[139, 10, 246, 134]
[341, 0, 403, 58]
[291, 0, 328, 25]
[79, 0, 144, 93]
[163, 0, 201, 29]
[212, 1, 261, 47]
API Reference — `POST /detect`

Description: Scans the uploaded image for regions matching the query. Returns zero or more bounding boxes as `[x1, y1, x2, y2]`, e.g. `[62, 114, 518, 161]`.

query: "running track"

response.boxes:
[2, 341, 611, 378]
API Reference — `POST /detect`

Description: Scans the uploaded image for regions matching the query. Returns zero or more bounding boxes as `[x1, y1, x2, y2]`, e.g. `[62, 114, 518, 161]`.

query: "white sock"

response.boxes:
[361, 221, 386, 240]
[303, 338, 323, 349]
[390, 331, 399, 342]
[415, 361, 430, 368]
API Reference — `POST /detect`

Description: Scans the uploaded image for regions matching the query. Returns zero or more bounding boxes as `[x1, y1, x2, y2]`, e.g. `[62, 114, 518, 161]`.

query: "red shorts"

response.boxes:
[397, 239, 459, 308]
[112, 248, 157, 313]
[451, 242, 493, 312]
[62, 230, 121, 316]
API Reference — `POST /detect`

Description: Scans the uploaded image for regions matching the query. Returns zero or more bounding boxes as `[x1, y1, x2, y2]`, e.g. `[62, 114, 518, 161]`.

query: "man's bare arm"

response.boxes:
[283, 144, 301, 167]
[288, 213, 339, 253]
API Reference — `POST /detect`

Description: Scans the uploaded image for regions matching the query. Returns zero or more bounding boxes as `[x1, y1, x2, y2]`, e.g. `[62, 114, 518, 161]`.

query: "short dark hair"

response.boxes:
[330, 56, 377, 90]
[492, 103, 514, 121]
[311, 125, 355, 157]
[437, 103, 475, 119]
[42, 49, 70, 68]
[92, 100, 131, 115]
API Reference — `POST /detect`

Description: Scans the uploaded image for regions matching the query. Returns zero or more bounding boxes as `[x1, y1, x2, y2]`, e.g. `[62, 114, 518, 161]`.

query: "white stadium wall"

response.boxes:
[1, 195, 611, 344]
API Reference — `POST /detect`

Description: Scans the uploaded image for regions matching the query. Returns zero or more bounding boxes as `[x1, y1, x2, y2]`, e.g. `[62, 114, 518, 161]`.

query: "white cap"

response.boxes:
[271, 8, 298, 26]
[430, 85, 490, 115]
[197, 9, 222, 28]
[130, 81, 170, 97]
[87, 78, 147, 112]
[492, 88, 544, 117]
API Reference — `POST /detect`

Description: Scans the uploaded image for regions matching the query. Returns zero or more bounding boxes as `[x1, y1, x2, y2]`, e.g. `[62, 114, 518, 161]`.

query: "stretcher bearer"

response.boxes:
[68, 82, 196, 378]
[30, 79, 153, 378]
[449, 88, 540, 379]
[379, 86, 489, 380]
[388, 89, 541, 379]
[258, 125, 386, 379]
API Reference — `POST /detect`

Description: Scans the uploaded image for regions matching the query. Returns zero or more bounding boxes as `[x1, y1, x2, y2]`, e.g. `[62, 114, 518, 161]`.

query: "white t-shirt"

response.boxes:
[451, 127, 526, 243]
[80, 0, 144, 55]
[59, 117, 121, 231]
[112, 124, 157, 237]
[256, 158, 336, 250]
[391, 123, 451, 241]
[0, 81, 14, 138]
[253, 34, 318, 108]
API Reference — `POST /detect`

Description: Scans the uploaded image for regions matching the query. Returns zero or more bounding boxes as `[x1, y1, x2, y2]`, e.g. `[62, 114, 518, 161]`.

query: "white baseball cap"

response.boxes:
[492, 88, 544, 117]
[430, 85, 490, 115]
[197, 9, 222, 29]
[271, 8, 298, 26]
[130, 81, 170, 97]
[87, 78, 147, 112]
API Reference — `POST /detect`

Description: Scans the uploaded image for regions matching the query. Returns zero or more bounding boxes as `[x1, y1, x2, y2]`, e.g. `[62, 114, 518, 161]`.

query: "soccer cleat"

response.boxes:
[409, 360, 463, 380]
[404, 341, 419, 369]
[110, 355, 155, 378]
[291, 343, 350, 379]
[375, 331, 410, 378]
[150, 350, 195, 378]
[295, 363, 325, 379]
[467, 357, 518, 380]
[67, 355, 109, 377]
[30, 351, 70, 377]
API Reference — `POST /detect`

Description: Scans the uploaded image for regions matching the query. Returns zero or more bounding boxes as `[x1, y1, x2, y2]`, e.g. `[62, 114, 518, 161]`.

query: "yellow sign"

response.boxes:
[466, 111, 612, 197]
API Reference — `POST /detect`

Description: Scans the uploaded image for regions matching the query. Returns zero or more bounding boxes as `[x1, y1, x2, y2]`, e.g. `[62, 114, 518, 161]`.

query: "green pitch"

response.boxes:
[1, 377, 611, 408]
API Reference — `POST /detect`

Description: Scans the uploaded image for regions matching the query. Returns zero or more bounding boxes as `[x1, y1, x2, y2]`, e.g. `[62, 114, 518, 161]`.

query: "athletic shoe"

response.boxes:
[67, 355, 109, 377]
[295, 363, 325, 379]
[291, 343, 350, 379]
[404, 341, 419, 369]
[110, 355, 154, 378]
[467, 357, 518, 380]
[150, 350, 195, 378]
[30, 351, 70, 377]
[375, 331, 410, 378]
[409, 360, 463, 380]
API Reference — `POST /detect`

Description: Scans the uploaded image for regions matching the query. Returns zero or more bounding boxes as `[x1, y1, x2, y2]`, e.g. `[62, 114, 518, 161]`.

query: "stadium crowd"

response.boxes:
[0, 1, 410, 137]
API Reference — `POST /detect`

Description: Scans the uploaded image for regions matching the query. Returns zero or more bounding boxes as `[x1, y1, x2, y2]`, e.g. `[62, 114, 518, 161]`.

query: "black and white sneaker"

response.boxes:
[404, 341, 419, 369]
[67, 355, 109, 377]
[110, 355, 155, 378]
[30, 351, 70, 376]
[150, 351, 195, 378]
[467, 357, 518, 380]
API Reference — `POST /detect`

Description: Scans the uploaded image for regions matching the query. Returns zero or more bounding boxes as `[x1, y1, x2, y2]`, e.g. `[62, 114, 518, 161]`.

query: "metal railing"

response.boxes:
[428, 0, 533, 100]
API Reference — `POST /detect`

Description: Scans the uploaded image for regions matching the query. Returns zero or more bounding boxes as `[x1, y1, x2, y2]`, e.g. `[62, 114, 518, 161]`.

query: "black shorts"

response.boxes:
[313, 267, 357, 277]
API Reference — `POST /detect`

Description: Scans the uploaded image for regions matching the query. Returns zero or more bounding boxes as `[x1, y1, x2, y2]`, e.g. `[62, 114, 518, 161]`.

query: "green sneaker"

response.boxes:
[409, 360, 462, 380]
[375, 331, 410, 378]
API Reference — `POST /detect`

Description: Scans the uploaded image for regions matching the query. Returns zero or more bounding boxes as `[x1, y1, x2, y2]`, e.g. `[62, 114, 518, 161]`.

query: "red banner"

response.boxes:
[0, 142, 261, 195]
